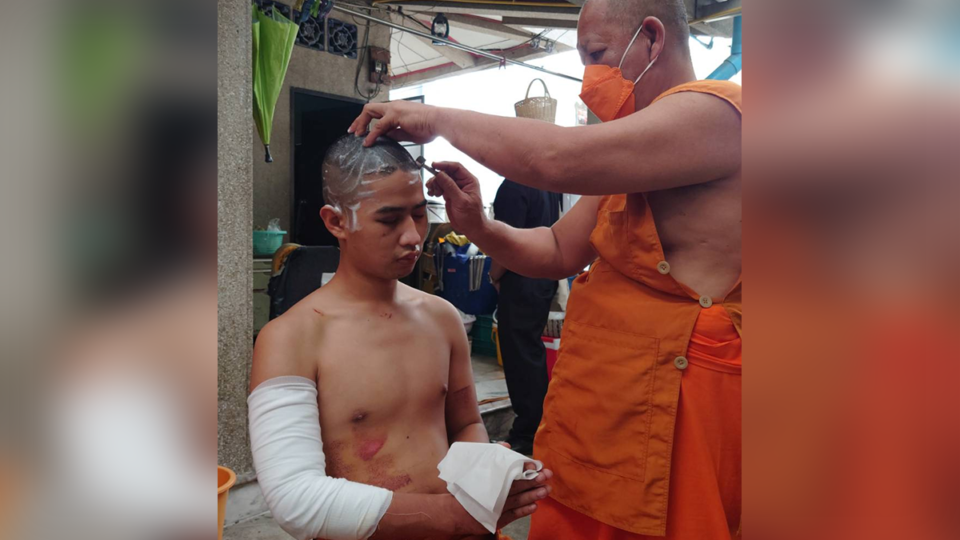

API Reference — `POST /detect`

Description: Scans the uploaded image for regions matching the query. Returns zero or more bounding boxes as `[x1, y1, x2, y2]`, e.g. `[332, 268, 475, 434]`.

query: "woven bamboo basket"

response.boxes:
[514, 78, 557, 123]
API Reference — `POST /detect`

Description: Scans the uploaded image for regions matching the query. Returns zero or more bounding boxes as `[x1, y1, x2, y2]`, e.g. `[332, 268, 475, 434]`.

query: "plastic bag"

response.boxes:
[267, 218, 281, 232]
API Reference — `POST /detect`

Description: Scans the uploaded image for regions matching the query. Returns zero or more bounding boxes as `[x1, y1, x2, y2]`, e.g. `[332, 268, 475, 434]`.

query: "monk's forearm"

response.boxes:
[435, 108, 573, 192]
[371, 493, 482, 538]
[472, 219, 569, 280]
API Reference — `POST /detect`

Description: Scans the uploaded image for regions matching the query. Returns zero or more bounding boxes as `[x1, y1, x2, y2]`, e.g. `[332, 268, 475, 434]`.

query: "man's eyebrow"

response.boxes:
[374, 200, 428, 214]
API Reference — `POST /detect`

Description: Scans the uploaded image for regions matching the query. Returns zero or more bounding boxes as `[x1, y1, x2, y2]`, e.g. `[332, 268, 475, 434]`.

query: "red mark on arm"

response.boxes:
[313, 309, 325, 316]
[358, 438, 386, 461]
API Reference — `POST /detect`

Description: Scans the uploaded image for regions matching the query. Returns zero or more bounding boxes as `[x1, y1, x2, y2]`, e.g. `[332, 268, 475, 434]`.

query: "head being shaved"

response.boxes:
[322, 135, 420, 224]
[584, 0, 690, 50]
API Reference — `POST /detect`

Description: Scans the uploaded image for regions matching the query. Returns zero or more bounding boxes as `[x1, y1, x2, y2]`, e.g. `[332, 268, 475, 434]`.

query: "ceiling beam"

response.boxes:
[444, 13, 537, 42]
[691, 0, 741, 23]
[374, 2, 581, 21]
[501, 16, 578, 29]
[690, 18, 734, 38]
[389, 13, 477, 69]
[443, 14, 573, 52]
[392, 44, 569, 88]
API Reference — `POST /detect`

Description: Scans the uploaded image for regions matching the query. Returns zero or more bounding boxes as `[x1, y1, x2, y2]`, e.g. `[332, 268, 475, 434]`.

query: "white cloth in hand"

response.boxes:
[437, 442, 543, 533]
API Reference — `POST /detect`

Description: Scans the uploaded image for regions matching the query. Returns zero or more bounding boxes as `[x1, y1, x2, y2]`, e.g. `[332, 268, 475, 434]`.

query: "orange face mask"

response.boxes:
[579, 24, 659, 123]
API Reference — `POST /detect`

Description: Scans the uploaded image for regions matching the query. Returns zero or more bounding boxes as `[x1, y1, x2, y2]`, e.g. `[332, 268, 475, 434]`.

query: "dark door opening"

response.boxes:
[291, 89, 365, 247]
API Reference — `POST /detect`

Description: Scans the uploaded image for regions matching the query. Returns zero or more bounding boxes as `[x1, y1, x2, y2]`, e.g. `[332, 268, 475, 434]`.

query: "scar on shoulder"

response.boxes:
[380, 312, 393, 319]
[313, 309, 325, 317]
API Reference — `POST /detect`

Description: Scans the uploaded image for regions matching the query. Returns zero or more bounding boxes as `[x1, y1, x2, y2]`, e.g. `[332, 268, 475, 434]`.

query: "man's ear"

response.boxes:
[643, 16, 667, 63]
[320, 205, 349, 240]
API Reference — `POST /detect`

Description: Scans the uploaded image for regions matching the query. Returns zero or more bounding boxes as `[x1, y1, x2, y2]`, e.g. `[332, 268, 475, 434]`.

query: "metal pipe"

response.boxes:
[332, 3, 583, 83]
[707, 15, 742, 80]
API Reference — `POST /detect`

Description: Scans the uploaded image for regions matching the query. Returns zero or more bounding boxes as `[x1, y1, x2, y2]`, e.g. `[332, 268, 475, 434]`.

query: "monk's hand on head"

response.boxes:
[497, 466, 553, 529]
[427, 161, 487, 239]
[348, 100, 440, 147]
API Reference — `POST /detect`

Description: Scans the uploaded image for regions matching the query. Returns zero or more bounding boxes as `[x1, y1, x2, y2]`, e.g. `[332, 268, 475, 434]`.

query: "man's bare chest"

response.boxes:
[313, 317, 451, 424]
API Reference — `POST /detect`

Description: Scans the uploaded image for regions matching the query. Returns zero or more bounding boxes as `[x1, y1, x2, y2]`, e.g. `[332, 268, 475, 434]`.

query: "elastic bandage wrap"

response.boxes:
[248, 376, 393, 540]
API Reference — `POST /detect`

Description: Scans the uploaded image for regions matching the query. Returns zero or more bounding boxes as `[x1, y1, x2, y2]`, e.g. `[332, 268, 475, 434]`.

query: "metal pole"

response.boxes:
[332, 4, 583, 83]
[707, 15, 742, 80]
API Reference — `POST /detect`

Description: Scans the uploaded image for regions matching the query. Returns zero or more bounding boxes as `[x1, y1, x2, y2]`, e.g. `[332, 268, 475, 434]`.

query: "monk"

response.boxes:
[348, 0, 742, 538]
[249, 135, 550, 540]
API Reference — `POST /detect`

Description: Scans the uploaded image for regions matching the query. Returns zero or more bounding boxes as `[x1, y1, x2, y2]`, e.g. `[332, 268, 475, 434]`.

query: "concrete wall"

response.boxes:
[253, 14, 392, 233]
[219, 4, 392, 482]
[218, 0, 255, 478]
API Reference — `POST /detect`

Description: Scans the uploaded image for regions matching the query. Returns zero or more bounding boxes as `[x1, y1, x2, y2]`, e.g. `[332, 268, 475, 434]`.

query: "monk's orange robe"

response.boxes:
[529, 80, 742, 538]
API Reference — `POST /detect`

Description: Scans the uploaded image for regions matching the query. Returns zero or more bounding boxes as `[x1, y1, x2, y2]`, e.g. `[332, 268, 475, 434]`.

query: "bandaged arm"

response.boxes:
[248, 376, 392, 540]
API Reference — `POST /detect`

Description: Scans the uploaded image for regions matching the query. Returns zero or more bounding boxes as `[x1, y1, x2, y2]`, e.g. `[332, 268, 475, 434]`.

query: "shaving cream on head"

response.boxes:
[321, 136, 420, 234]
[345, 203, 362, 232]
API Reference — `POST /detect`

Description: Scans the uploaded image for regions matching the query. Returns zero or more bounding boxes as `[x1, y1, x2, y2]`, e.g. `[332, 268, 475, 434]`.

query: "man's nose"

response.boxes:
[398, 217, 422, 247]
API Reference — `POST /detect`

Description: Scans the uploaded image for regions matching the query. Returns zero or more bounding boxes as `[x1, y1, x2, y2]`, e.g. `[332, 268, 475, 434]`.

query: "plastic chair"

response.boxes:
[268, 244, 340, 319]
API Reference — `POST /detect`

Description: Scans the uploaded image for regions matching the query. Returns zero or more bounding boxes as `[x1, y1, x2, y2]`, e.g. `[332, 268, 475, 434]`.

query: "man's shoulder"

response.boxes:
[495, 178, 529, 202]
[400, 284, 460, 324]
[251, 311, 319, 388]
[495, 178, 532, 198]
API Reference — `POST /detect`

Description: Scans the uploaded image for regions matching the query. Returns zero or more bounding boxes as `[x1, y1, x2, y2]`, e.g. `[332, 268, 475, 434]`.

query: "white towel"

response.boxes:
[437, 442, 543, 533]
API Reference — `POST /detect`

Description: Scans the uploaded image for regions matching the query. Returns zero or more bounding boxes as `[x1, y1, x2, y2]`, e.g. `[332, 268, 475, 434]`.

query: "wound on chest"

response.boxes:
[350, 410, 386, 461]
[357, 438, 386, 461]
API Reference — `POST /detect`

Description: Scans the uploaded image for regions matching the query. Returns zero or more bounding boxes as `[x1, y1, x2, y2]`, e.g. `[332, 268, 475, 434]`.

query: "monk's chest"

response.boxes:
[646, 174, 742, 253]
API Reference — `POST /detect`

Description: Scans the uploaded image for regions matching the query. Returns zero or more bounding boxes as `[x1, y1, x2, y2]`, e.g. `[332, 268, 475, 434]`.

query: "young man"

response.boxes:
[248, 135, 550, 540]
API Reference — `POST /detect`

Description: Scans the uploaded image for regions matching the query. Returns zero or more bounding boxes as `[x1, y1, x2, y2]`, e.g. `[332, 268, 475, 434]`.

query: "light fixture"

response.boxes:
[431, 13, 450, 45]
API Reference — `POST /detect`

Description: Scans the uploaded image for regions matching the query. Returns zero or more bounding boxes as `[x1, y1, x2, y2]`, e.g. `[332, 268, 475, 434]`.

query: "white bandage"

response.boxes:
[248, 376, 393, 540]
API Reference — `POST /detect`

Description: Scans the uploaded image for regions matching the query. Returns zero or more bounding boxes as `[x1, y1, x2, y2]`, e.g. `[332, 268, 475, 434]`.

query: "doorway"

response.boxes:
[291, 88, 365, 246]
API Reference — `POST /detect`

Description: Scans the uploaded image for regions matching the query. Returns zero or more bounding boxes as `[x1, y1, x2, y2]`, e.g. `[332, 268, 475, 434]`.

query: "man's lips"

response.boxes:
[398, 252, 420, 263]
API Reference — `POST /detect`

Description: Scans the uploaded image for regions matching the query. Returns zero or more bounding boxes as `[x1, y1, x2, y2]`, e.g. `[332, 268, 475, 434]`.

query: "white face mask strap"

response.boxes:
[634, 54, 658, 84]
[619, 23, 646, 70]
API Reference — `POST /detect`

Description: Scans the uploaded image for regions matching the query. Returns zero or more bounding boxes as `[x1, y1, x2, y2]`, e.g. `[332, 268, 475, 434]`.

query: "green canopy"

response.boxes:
[253, 5, 299, 163]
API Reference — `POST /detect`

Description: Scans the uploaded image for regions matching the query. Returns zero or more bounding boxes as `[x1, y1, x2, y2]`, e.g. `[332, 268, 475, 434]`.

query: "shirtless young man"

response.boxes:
[248, 135, 551, 540]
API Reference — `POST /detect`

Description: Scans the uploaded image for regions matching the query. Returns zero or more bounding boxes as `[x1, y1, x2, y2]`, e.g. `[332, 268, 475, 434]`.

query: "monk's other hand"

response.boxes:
[497, 467, 553, 529]
[426, 161, 487, 238]
[348, 100, 440, 147]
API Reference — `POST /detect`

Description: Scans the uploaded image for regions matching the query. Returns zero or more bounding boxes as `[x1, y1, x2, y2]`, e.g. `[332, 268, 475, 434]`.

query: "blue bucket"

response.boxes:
[253, 230, 287, 257]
